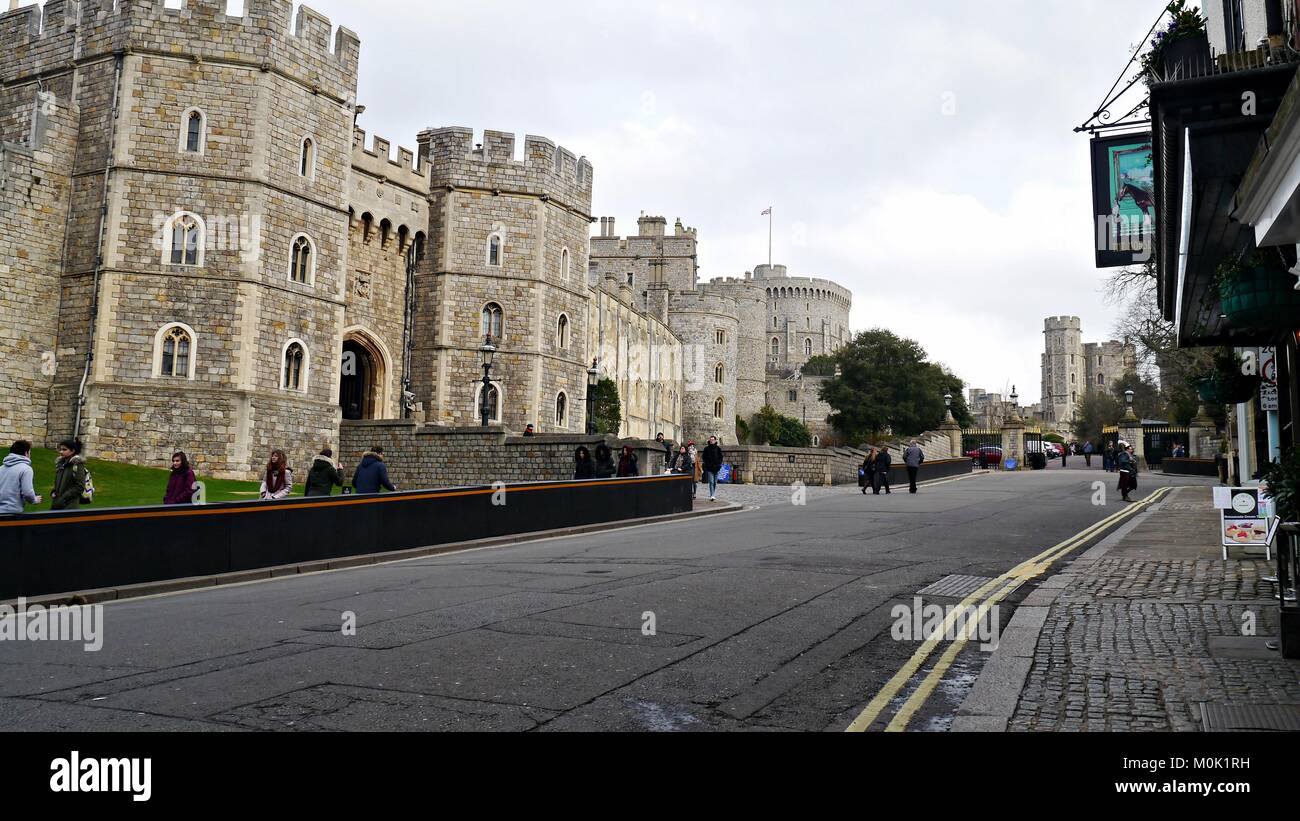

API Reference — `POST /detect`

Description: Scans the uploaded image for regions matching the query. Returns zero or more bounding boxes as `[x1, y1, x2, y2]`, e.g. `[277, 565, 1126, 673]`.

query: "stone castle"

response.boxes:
[0, 0, 853, 479]
[1040, 316, 1137, 429]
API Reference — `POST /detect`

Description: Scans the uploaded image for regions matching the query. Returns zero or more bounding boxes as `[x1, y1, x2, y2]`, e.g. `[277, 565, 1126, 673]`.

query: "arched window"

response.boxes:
[180, 108, 205, 154]
[473, 381, 503, 424]
[154, 323, 197, 379]
[413, 232, 426, 263]
[771, 337, 780, 357]
[300, 137, 315, 178]
[481, 303, 503, 340]
[714, 397, 724, 420]
[556, 314, 570, 349]
[164, 212, 204, 266]
[282, 340, 308, 392]
[804, 338, 813, 357]
[487, 233, 503, 267]
[289, 234, 314, 284]
[561, 248, 570, 281]
[1098, 373, 1106, 386]
[715, 363, 724, 384]
[716, 329, 725, 345]
[555, 392, 568, 428]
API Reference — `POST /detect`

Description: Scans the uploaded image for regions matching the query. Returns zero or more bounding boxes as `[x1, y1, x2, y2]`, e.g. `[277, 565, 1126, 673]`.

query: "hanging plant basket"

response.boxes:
[1219, 261, 1300, 330]
[1195, 373, 1261, 405]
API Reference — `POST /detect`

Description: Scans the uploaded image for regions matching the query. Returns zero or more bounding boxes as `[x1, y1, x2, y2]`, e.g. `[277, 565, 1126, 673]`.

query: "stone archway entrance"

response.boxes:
[340, 332, 387, 420]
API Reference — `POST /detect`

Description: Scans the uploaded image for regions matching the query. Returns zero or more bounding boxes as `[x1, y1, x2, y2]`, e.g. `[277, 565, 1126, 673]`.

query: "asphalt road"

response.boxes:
[0, 466, 1216, 732]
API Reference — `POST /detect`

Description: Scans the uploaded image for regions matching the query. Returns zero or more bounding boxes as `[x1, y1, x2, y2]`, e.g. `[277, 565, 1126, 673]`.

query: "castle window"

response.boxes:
[180, 108, 206, 154]
[413, 232, 426, 263]
[487, 233, 503, 267]
[556, 314, 570, 350]
[715, 363, 724, 384]
[555, 392, 568, 428]
[714, 397, 724, 420]
[789, 390, 798, 402]
[804, 338, 813, 357]
[1098, 374, 1105, 386]
[481, 303, 503, 341]
[716, 329, 725, 345]
[289, 234, 315, 285]
[771, 337, 780, 357]
[561, 248, 570, 281]
[282, 340, 308, 392]
[379, 219, 392, 248]
[154, 323, 197, 380]
[300, 137, 315, 178]
[474, 382, 503, 424]
[164, 212, 204, 266]
[626, 272, 635, 287]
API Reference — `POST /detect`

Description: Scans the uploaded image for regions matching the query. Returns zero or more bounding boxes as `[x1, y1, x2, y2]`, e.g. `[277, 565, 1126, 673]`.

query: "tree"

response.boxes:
[735, 415, 750, 445]
[1072, 390, 1123, 447]
[801, 354, 837, 377]
[749, 405, 811, 447]
[590, 378, 622, 435]
[818, 329, 972, 442]
[1110, 370, 1165, 421]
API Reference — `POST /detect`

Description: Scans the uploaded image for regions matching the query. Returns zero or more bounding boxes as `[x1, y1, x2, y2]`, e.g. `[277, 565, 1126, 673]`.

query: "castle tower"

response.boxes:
[668, 288, 739, 443]
[1, 0, 362, 478]
[414, 127, 594, 432]
[1042, 316, 1084, 426]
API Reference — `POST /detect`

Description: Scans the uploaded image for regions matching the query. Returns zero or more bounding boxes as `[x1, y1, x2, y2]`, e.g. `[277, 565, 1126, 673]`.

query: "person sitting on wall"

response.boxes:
[593, 444, 616, 479]
[616, 446, 639, 477]
[523, 424, 536, 437]
[574, 446, 595, 480]
[352, 446, 397, 495]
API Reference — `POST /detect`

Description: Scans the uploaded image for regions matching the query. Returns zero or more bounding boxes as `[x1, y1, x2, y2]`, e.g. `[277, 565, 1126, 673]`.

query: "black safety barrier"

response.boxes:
[0, 475, 694, 599]
[879, 458, 973, 485]
[1161, 457, 1219, 477]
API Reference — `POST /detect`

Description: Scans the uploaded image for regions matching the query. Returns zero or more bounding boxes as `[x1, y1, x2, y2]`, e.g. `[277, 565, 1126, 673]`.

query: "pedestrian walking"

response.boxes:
[305, 447, 345, 497]
[1083, 440, 1094, 468]
[859, 448, 877, 495]
[903, 440, 925, 494]
[593, 443, 616, 479]
[1116, 444, 1139, 502]
[351, 446, 396, 494]
[0, 440, 41, 514]
[702, 436, 723, 501]
[164, 451, 200, 505]
[573, 446, 595, 480]
[1060, 443, 1068, 468]
[875, 445, 893, 495]
[50, 439, 89, 511]
[259, 448, 294, 500]
[616, 445, 639, 477]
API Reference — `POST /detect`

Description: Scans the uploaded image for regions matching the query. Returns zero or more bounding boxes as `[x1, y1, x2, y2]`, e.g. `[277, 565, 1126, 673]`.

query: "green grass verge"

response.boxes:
[26, 448, 296, 511]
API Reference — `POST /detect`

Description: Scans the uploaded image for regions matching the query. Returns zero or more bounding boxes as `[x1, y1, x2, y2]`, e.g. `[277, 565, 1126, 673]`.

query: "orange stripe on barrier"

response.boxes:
[0, 476, 689, 529]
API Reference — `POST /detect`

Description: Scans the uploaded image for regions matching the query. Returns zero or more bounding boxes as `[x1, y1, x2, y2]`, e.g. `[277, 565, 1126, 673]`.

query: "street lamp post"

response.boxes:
[479, 335, 496, 427]
[943, 392, 954, 423]
[1123, 388, 1138, 421]
[585, 359, 600, 435]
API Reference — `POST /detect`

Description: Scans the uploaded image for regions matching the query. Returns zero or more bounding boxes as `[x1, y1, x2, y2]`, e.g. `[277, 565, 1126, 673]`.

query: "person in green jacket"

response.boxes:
[51, 439, 88, 511]
[304, 447, 345, 497]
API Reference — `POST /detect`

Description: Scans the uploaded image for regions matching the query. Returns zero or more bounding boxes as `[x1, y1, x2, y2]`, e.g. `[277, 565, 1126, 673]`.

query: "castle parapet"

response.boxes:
[352, 127, 428, 193]
[417, 126, 594, 212]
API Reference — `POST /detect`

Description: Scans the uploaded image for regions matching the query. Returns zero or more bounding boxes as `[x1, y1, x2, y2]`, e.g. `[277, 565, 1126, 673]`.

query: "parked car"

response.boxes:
[1043, 442, 1064, 458]
[965, 446, 1004, 465]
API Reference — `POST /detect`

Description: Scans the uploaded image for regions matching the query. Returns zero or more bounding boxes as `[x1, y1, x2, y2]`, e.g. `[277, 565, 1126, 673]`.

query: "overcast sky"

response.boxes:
[19, 0, 1167, 403]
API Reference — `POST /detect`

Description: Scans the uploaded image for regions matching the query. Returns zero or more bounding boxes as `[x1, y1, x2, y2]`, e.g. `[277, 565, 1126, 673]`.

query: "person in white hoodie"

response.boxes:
[0, 440, 42, 515]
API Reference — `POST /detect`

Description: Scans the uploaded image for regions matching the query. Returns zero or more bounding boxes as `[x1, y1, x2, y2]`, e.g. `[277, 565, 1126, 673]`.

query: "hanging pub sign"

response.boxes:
[1091, 132, 1155, 268]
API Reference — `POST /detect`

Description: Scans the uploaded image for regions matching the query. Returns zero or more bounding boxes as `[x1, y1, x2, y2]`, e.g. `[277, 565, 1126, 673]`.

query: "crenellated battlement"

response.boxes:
[1044, 316, 1082, 332]
[2, 1, 360, 101]
[670, 288, 740, 321]
[417, 126, 594, 212]
[352, 126, 428, 193]
[760, 275, 853, 307]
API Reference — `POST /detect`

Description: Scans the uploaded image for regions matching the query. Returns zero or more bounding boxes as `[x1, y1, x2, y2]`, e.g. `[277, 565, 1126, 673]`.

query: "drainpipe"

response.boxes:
[73, 50, 124, 441]
[400, 241, 416, 418]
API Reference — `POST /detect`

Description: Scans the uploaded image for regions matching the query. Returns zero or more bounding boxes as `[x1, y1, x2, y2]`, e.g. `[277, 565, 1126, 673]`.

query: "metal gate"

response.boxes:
[1143, 425, 1189, 468]
[962, 429, 1002, 466]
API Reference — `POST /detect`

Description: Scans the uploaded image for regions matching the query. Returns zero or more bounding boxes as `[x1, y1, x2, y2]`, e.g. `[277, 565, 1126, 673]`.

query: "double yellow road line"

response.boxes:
[845, 485, 1173, 733]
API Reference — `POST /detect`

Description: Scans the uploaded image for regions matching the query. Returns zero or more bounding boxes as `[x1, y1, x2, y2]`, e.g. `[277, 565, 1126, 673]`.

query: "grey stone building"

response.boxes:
[1040, 316, 1136, 430]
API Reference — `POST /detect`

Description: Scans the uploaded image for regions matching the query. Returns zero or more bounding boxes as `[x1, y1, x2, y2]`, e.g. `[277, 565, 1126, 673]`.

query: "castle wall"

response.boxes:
[589, 283, 684, 441]
[765, 374, 835, 444]
[668, 289, 738, 443]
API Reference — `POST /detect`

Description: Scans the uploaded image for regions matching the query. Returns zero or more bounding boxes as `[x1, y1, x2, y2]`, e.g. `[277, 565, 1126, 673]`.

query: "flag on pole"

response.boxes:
[760, 207, 772, 216]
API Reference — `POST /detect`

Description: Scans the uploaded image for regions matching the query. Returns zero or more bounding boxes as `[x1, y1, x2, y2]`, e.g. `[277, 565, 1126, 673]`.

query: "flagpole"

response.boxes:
[768, 207, 773, 268]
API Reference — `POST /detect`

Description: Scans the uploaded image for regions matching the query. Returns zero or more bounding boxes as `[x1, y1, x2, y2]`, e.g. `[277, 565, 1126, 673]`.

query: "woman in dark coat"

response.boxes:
[859, 447, 877, 495]
[305, 448, 345, 497]
[574, 446, 595, 480]
[164, 451, 199, 505]
[616, 446, 639, 477]
[593, 444, 616, 479]
[669, 445, 691, 474]
[1116, 444, 1139, 502]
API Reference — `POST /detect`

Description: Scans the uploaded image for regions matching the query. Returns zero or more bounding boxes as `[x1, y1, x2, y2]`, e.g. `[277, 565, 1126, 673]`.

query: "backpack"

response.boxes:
[80, 466, 94, 504]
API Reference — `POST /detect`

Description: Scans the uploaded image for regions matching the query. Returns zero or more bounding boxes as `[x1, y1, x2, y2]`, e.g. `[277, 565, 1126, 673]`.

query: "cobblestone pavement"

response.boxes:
[1008, 486, 1300, 732]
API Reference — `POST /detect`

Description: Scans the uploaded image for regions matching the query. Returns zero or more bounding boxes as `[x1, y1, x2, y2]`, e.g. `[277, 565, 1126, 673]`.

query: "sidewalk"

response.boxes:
[956, 486, 1300, 732]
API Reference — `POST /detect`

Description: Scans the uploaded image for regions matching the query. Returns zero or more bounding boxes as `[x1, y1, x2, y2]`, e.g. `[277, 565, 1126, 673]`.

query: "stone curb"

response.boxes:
[951, 495, 1170, 732]
[9, 502, 746, 608]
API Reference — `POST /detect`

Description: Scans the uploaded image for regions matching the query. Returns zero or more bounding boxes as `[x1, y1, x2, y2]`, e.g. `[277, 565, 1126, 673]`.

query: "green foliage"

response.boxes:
[801, 354, 838, 377]
[1043, 433, 1065, 444]
[1140, 0, 1208, 78]
[1263, 449, 1300, 523]
[749, 405, 812, 447]
[28, 447, 269, 510]
[817, 329, 971, 442]
[590, 378, 623, 435]
[1072, 391, 1124, 446]
[1110, 371, 1165, 421]
[735, 415, 750, 445]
